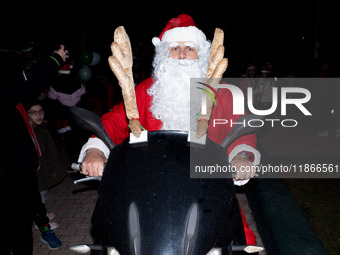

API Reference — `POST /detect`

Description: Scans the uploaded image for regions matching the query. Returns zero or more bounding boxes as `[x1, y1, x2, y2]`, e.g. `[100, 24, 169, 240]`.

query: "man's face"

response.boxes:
[169, 42, 198, 60]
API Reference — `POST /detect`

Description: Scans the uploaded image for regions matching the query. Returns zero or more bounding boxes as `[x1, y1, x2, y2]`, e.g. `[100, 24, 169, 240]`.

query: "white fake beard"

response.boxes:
[148, 58, 207, 131]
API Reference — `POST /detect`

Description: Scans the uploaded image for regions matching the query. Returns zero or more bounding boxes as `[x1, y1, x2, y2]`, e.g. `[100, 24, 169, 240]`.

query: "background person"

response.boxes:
[0, 45, 68, 254]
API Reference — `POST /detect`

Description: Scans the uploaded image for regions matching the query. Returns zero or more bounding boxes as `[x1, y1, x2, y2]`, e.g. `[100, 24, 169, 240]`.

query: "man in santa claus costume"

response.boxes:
[78, 14, 260, 246]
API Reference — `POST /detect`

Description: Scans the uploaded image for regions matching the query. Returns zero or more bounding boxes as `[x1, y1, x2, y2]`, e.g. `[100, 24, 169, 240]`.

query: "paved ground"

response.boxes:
[33, 174, 265, 254]
[33, 175, 97, 255]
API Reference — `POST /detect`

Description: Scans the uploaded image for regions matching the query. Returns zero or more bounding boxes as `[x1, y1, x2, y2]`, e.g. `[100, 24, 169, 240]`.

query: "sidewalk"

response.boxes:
[33, 174, 265, 254]
[33, 175, 97, 255]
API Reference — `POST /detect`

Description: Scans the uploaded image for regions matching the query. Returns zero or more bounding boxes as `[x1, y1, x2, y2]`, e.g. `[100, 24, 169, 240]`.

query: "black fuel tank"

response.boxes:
[91, 131, 245, 255]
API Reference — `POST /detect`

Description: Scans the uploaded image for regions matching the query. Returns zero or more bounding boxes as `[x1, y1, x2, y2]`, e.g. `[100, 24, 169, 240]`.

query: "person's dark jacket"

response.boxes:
[0, 53, 64, 180]
[34, 124, 67, 191]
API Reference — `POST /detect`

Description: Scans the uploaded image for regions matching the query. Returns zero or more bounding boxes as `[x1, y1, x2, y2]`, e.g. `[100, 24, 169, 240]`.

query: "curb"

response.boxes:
[245, 179, 329, 255]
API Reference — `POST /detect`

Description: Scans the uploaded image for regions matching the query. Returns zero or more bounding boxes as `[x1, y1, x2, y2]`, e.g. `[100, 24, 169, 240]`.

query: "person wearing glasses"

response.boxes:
[25, 98, 67, 246]
[26, 101, 67, 200]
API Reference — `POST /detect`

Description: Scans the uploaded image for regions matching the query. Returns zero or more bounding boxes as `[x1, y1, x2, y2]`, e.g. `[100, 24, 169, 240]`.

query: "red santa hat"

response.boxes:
[152, 14, 207, 47]
[58, 63, 73, 74]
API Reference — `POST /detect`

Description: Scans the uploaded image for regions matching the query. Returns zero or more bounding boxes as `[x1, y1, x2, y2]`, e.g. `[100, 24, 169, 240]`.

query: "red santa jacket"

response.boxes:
[101, 78, 257, 158]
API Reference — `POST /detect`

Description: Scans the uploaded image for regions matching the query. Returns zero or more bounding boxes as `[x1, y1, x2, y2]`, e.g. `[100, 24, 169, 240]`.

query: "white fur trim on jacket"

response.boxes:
[228, 144, 261, 166]
[77, 137, 110, 162]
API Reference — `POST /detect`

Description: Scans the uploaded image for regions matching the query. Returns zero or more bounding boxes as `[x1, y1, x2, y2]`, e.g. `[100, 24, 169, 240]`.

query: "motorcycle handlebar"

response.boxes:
[71, 162, 104, 184]
[71, 162, 82, 171]
[71, 163, 255, 186]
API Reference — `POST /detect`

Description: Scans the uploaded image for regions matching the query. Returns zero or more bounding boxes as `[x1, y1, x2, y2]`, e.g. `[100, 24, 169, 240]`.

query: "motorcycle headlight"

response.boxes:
[206, 248, 222, 255]
[107, 247, 121, 255]
[69, 244, 121, 255]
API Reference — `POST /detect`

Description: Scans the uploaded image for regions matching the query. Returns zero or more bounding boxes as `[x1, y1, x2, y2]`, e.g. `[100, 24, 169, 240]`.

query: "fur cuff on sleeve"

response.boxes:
[77, 137, 110, 162]
[228, 144, 261, 166]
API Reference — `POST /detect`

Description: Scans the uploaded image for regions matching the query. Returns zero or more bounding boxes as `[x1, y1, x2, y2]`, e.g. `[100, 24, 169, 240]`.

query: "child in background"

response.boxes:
[25, 99, 67, 250]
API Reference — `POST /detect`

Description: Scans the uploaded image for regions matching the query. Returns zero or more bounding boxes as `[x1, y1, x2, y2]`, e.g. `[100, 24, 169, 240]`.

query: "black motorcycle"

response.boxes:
[69, 107, 264, 255]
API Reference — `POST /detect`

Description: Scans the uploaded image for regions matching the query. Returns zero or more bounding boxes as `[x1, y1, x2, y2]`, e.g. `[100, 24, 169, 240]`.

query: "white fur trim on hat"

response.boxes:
[152, 37, 161, 46]
[247, 65, 256, 71]
[58, 70, 71, 74]
[152, 26, 207, 47]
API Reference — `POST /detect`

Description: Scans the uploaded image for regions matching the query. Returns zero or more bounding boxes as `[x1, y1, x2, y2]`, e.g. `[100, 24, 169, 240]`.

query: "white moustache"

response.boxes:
[148, 57, 206, 131]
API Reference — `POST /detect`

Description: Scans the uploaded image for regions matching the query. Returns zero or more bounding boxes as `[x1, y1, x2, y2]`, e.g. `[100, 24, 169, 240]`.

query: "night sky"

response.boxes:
[1, 0, 339, 77]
